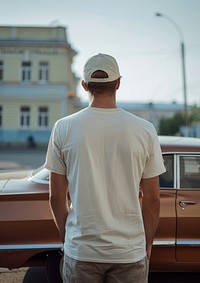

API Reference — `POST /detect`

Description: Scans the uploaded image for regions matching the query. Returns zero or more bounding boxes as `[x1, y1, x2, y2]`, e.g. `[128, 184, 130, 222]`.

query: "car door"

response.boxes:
[176, 154, 200, 262]
[151, 154, 177, 270]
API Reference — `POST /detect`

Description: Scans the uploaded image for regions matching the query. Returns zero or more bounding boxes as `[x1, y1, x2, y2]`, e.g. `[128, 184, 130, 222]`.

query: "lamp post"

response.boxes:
[155, 12, 188, 129]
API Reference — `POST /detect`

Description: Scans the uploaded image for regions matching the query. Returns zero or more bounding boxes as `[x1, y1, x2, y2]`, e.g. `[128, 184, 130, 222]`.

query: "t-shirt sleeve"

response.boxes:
[142, 133, 166, 179]
[44, 122, 66, 175]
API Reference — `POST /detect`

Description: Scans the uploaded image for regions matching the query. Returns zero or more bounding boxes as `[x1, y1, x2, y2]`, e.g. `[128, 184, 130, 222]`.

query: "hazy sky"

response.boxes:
[1, 0, 200, 105]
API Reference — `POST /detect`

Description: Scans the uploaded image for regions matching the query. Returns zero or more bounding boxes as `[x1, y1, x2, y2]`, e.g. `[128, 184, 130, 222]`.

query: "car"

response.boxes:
[0, 167, 63, 283]
[151, 136, 200, 272]
[0, 136, 200, 281]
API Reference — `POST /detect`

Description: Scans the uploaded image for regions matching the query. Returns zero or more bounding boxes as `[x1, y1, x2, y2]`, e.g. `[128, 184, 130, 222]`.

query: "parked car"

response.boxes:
[0, 136, 200, 281]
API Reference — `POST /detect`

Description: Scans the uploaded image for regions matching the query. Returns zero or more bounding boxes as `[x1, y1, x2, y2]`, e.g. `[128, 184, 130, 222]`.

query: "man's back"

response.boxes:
[49, 106, 164, 263]
[46, 53, 165, 283]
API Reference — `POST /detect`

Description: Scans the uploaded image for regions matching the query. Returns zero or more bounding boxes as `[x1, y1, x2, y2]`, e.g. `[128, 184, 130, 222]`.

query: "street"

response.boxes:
[0, 146, 47, 170]
[0, 267, 47, 283]
[0, 267, 200, 283]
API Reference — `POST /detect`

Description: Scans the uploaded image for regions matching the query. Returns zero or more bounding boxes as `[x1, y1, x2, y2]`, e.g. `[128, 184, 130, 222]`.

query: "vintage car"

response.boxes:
[0, 136, 200, 282]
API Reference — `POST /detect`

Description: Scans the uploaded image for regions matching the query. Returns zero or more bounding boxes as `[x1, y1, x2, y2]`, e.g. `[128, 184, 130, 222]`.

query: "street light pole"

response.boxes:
[155, 12, 188, 129]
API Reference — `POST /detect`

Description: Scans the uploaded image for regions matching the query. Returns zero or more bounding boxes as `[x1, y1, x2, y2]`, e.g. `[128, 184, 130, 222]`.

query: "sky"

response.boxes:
[1, 0, 200, 105]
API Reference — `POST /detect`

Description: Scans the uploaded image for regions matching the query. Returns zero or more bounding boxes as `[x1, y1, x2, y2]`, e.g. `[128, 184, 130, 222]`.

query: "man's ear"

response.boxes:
[116, 78, 121, 90]
[81, 80, 88, 91]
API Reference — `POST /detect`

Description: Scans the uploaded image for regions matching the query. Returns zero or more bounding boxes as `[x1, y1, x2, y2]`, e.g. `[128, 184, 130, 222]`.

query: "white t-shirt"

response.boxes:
[45, 107, 165, 263]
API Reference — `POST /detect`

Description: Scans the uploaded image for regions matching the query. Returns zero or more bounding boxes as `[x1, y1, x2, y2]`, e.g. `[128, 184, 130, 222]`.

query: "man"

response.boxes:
[45, 53, 166, 283]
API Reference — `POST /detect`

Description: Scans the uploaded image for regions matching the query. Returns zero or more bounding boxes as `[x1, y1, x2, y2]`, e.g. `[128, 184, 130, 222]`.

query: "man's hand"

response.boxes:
[140, 176, 160, 260]
[49, 172, 70, 243]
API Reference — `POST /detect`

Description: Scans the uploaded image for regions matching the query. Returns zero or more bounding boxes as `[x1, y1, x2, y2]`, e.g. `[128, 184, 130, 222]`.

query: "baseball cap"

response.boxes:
[83, 53, 121, 83]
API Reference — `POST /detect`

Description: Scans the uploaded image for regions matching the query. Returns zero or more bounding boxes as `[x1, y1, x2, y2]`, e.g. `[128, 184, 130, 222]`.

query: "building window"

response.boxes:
[20, 106, 30, 128]
[0, 61, 3, 81]
[39, 62, 49, 83]
[38, 107, 48, 128]
[0, 106, 2, 127]
[21, 61, 31, 82]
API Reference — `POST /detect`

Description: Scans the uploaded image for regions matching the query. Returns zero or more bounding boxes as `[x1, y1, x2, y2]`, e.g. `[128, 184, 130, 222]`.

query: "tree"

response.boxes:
[189, 105, 200, 123]
[159, 112, 184, 135]
[159, 105, 200, 136]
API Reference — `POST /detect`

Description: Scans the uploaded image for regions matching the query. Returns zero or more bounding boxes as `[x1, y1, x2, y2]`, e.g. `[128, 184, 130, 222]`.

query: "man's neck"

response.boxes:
[89, 93, 117, 108]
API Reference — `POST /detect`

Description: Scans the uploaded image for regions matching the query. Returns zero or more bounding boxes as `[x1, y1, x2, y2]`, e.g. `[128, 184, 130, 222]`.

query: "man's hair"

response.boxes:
[87, 70, 118, 95]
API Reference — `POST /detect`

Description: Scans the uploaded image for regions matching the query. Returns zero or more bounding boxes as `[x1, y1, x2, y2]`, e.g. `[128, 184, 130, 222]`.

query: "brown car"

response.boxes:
[0, 136, 200, 281]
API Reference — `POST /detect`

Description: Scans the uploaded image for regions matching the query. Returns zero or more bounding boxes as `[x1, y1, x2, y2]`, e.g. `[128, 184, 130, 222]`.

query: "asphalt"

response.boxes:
[0, 268, 28, 283]
[0, 267, 47, 283]
[0, 146, 47, 170]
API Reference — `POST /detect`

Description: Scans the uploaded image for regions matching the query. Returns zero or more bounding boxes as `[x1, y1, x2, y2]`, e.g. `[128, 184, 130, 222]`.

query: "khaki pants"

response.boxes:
[63, 255, 149, 283]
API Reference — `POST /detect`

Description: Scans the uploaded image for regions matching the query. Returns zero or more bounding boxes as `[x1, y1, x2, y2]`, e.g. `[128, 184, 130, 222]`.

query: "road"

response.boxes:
[0, 267, 200, 283]
[0, 147, 200, 282]
[0, 267, 47, 283]
[0, 146, 47, 170]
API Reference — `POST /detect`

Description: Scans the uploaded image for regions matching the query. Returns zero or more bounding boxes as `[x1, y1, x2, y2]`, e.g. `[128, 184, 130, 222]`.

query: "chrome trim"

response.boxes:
[0, 243, 63, 251]
[174, 154, 178, 189]
[153, 240, 200, 246]
[177, 154, 200, 189]
[153, 240, 175, 246]
[162, 152, 200, 155]
[177, 240, 200, 246]
[179, 200, 198, 208]
[1, 241, 199, 251]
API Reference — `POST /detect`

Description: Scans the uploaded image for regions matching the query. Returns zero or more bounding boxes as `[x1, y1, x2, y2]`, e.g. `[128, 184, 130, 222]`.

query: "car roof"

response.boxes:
[158, 136, 200, 153]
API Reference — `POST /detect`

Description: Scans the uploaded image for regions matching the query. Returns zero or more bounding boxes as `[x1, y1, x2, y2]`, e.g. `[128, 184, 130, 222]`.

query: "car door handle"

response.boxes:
[179, 200, 198, 208]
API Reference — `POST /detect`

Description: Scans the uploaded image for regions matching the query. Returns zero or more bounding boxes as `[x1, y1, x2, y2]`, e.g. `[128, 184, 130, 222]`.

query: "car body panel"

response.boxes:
[155, 189, 177, 242]
[176, 189, 200, 262]
[151, 136, 200, 271]
[0, 173, 61, 268]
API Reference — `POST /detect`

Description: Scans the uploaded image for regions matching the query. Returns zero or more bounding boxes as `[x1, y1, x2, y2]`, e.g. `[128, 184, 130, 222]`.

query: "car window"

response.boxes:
[159, 154, 174, 188]
[180, 155, 200, 189]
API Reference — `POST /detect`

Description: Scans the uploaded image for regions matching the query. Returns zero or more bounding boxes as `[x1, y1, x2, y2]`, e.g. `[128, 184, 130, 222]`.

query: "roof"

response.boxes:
[117, 102, 185, 111]
[79, 101, 187, 111]
[0, 25, 77, 55]
[159, 135, 200, 152]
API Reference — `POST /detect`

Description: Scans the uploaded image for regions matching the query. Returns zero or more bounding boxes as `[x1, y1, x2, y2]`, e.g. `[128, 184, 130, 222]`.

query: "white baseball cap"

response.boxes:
[83, 53, 121, 83]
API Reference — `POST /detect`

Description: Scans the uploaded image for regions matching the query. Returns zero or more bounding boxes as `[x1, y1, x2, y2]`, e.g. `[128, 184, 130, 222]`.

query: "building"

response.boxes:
[1, 25, 196, 146]
[0, 25, 79, 147]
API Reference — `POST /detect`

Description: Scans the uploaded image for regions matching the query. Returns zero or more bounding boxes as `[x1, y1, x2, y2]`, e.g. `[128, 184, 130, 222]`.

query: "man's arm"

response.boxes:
[140, 176, 160, 260]
[49, 172, 70, 243]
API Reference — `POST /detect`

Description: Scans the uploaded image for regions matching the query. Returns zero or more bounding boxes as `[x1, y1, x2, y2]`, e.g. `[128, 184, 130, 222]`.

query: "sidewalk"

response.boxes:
[0, 268, 28, 283]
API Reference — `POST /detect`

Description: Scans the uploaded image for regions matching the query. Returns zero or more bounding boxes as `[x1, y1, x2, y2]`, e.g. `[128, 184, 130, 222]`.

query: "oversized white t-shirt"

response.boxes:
[45, 107, 165, 263]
